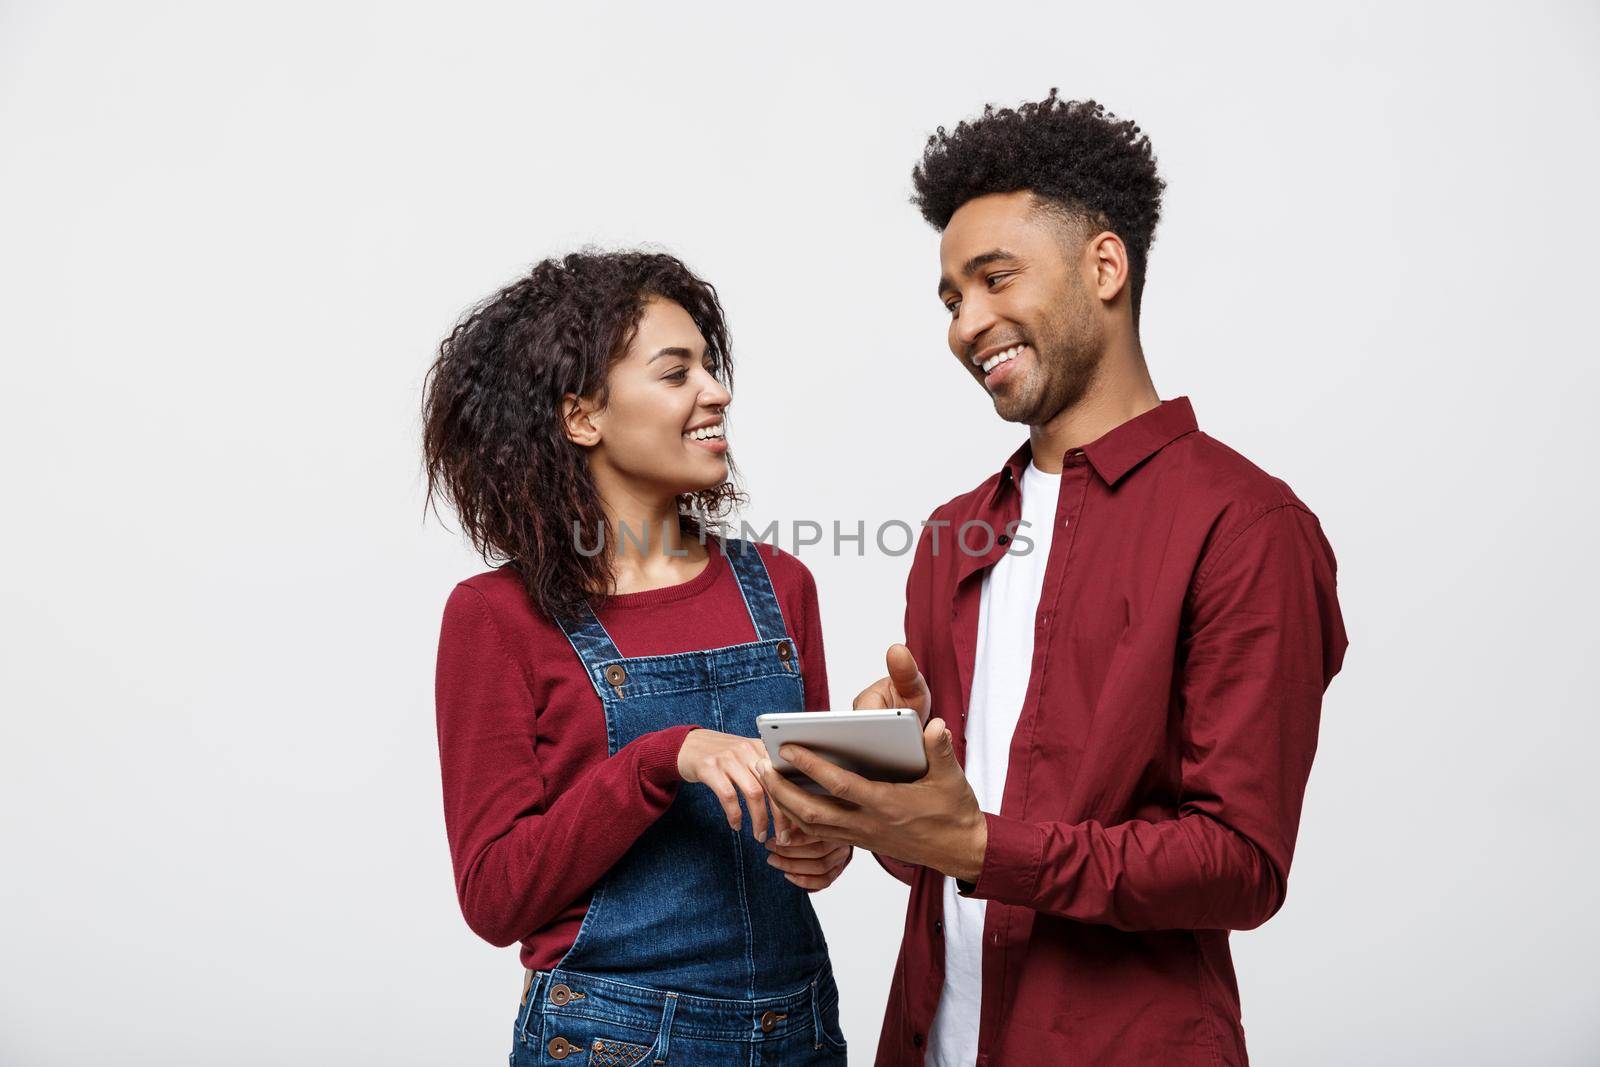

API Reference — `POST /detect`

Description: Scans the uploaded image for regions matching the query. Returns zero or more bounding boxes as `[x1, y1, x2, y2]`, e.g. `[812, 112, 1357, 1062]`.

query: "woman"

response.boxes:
[422, 250, 851, 1066]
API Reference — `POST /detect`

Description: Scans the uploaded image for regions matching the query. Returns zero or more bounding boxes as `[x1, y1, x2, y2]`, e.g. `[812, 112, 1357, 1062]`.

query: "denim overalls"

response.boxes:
[511, 538, 848, 1066]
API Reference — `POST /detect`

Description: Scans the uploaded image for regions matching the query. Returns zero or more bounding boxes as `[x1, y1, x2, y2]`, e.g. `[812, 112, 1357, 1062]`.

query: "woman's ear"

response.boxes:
[562, 393, 603, 448]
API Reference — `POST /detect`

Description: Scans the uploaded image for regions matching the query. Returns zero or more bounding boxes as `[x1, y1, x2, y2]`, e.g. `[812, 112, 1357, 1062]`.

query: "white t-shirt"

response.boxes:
[926, 459, 1061, 1067]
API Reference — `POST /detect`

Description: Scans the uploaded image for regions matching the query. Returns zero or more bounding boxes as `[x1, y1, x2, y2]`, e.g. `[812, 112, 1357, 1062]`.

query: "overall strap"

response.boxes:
[721, 537, 790, 642]
[553, 602, 624, 701]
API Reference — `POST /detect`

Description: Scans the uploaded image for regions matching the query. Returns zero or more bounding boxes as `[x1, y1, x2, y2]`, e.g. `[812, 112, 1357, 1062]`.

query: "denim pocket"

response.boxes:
[816, 997, 848, 1052]
[586, 1037, 654, 1066]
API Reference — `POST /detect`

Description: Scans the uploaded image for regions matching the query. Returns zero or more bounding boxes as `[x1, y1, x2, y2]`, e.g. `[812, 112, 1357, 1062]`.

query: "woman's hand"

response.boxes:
[763, 832, 852, 891]
[676, 729, 791, 844]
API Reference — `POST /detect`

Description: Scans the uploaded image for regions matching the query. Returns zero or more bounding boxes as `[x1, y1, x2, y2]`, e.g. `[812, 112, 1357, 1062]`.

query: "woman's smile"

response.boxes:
[684, 417, 728, 454]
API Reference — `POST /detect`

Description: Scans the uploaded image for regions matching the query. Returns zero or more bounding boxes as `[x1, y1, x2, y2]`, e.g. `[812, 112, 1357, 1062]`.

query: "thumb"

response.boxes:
[886, 644, 927, 703]
[923, 717, 956, 771]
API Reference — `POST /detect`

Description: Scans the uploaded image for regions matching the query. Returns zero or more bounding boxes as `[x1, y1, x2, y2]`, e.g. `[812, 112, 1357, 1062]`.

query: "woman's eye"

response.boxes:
[666, 369, 689, 383]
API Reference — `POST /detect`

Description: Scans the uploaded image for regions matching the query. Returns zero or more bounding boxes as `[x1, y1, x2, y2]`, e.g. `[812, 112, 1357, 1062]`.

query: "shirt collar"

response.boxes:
[991, 396, 1200, 503]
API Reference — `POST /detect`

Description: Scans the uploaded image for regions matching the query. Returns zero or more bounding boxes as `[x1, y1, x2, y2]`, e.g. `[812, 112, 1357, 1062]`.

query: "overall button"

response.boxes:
[760, 1010, 787, 1033]
[547, 983, 582, 1006]
[777, 642, 793, 662]
[547, 1036, 577, 1059]
[603, 664, 627, 686]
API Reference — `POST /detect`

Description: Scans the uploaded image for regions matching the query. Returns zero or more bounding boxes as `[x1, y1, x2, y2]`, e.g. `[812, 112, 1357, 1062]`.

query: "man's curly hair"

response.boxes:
[912, 90, 1165, 322]
[421, 250, 743, 621]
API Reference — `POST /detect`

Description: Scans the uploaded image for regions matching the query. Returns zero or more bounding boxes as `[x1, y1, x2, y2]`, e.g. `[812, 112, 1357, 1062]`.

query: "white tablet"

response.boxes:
[756, 709, 928, 795]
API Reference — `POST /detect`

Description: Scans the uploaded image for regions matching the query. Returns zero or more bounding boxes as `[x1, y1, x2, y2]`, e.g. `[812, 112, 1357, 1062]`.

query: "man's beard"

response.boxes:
[994, 290, 1102, 426]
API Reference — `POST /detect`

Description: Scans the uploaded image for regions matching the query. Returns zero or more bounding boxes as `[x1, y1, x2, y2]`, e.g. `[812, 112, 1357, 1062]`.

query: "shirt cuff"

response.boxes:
[957, 812, 1044, 905]
[633, 724, 701, 793]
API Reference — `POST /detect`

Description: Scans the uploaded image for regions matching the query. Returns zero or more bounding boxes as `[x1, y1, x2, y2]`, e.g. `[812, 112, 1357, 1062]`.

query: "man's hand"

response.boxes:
[756, 717, 988, 882]
[852, 644, 932, 725]
[763, 832, 852, 891]
[677, 729, 792, 844]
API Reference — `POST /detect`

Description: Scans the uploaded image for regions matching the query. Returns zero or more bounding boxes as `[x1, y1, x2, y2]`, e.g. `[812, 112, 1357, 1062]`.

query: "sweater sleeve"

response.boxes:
[787, 553, 831, 712]
[434, 584, 698, 947]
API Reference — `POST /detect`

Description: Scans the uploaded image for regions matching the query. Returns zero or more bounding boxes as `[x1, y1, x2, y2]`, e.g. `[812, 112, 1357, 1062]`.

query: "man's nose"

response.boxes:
[952, 295, 996, 352]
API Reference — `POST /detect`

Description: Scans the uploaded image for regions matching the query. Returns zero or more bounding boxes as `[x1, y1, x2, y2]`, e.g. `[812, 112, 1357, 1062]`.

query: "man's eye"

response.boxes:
[985, 272, 1011, 288]
[944, 300, 960, 316]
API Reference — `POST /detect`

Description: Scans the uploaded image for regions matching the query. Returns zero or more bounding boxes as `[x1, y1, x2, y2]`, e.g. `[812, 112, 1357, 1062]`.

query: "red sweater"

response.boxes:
[433, 538, 830, 970]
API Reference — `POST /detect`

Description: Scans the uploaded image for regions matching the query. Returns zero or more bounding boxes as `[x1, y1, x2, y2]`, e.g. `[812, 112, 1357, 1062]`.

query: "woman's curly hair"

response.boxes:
[421, 250, 743, 621]
[911, 89, 1166, 322]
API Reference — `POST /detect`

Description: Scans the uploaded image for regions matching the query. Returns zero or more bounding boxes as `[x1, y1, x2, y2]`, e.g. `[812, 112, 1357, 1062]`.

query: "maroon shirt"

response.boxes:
[433, 538, 831, 970]
[874, 397, 1347, 1066]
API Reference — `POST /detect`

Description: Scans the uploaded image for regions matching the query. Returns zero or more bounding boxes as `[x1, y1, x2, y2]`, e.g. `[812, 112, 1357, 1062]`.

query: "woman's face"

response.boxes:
[575, 296, 732, 498]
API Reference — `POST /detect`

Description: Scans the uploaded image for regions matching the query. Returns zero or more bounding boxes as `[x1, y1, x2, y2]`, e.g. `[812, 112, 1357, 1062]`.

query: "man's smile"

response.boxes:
[971, 343, 1030, 389]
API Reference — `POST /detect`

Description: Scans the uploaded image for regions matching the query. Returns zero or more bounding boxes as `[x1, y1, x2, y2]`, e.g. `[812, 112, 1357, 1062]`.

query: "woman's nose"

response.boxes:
[700, 374, 732, 409]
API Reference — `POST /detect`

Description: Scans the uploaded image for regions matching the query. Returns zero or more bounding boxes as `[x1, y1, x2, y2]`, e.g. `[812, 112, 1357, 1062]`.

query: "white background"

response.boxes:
[3, 3, 1597, 1063]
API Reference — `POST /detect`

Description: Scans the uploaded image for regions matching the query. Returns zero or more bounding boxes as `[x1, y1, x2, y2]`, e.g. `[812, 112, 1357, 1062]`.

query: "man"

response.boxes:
[757, 92, 1348, 1065]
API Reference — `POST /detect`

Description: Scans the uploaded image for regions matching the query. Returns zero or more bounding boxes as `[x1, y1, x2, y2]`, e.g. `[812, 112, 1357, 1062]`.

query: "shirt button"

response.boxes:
[997, 533, 1010, 545]
[934, 919, 943, 933]
[913, 1034, 925, 1048]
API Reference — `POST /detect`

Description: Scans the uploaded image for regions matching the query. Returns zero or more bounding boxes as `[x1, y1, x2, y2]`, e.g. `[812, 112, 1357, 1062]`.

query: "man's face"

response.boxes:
[936, 191, 1103, 425]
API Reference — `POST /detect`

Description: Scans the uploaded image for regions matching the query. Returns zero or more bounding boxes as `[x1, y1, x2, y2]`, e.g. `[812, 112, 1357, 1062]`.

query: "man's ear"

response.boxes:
[562, 393, 603, 448]
[1086, 230, 1130, 307]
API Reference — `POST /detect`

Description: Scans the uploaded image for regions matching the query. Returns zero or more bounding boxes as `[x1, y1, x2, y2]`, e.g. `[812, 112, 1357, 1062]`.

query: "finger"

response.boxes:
[756, 758, 813, 842]
[776, 743, 877, 805]
[851, 679, 892, 710]
[727, 761, 770, 842]
[707, 772, 743, 832]
[762, 836, 834, 858]
[765, 851, 837, 876]
[921, 717, 957, 778]
[744, 740, 791, 843]
[783, 872, 832, 890]
[768, 841, 853, 873]
[756, 759, 855, 843]
[767, 794, 792, 844]
[782, 851, 852, 890]
[886, 644, 928, 706]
